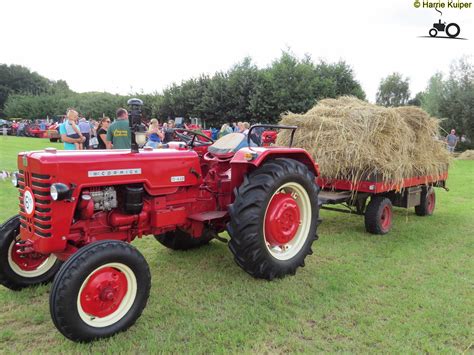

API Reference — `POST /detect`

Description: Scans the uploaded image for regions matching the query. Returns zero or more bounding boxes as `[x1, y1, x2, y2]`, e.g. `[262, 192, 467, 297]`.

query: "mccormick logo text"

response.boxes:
[88, 168, 142, 177]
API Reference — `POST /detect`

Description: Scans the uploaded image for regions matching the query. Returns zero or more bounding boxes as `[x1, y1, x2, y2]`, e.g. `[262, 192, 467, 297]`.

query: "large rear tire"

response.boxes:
[228, 158, 319, 280]
[154, 228, 213, 250]
[50, 240, 151, 342]
[0, 215, 61, 290]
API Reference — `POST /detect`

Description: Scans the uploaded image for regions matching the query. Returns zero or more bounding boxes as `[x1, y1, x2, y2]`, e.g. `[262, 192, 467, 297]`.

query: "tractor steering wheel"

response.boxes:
[172, 128, 214, 148]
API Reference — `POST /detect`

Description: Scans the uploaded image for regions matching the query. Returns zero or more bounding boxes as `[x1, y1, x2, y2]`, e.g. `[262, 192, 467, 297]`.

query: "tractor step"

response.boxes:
[188, 210, 228, 222]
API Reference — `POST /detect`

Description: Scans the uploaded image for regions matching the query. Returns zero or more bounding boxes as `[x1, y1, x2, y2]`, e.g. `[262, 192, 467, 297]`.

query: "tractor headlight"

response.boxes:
[11, 172, 19, 187]
[50, 183, 70, 201]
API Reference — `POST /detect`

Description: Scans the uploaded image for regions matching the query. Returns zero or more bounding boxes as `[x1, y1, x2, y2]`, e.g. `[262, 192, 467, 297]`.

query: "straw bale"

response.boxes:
[457, 150, 474, 160]
[276, 97, 450, 188]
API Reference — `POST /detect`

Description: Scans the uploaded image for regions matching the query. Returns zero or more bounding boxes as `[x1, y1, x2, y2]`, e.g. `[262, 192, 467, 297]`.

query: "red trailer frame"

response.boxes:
[316, 171, 448, 234]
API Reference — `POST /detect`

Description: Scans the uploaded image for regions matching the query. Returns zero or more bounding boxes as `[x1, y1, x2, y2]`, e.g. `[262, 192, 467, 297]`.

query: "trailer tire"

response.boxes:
[228, 158, 319, 280]
[365, 196, 393, 235]
[50, 240, 151, 342]
[0, 215, 62, 290]
[154, 228, 213, 250]
[415, 187, 435, 216]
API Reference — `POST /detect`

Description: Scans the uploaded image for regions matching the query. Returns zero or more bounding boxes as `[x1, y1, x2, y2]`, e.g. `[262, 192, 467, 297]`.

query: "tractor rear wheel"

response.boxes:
[415, 187, 436, 216]
[228, 158, 319, 280]
[364, 196, 393, 234]
[154, 228, 213, 250]
[50, 240, 151, 342]
[0, 215, 62, 290]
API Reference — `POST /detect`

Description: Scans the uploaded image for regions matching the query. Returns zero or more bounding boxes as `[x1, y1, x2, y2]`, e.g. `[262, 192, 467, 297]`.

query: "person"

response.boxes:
[445, 129, 458, 153]
[64, 109, 84, 150]
[78, 117, 91, 149]
[218, 123, 232, 138]
[163, 120, 175, 143]
[242, 122, 250, 135]
[96, 117, 111, 149]
[106, 108, 131, 149]
[145, 119, 164, 148]
[59, 109, 84, 150]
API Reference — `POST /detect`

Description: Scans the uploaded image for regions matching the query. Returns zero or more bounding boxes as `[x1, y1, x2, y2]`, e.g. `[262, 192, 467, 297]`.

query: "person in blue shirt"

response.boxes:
[59, 111, 85, 150]
[145, 119, 164, 148]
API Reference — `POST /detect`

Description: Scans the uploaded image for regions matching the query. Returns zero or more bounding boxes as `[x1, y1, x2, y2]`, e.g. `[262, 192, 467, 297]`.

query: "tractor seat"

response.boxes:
[208, 133, 249, 157]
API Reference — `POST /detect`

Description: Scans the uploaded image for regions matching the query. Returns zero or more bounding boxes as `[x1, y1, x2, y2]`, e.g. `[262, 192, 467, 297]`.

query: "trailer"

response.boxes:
[317, 172, 448, 234]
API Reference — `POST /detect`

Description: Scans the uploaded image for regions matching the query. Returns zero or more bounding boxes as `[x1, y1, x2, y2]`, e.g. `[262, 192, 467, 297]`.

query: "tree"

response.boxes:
[421, 73, 444, 116]
[376, 72, 410, 107]
[438, 57, 474, 140]
[0, 64, 50, 113]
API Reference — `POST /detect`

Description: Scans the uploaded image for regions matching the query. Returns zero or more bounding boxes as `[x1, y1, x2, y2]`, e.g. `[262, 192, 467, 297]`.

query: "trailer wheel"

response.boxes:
[0, 215, 61, 290]
[50, 240, 151, 342]
[154, 228, 213, 250]
[228, 158, 319, 280]
[365, 196, 393, 235]
[415, 187, 436, 216]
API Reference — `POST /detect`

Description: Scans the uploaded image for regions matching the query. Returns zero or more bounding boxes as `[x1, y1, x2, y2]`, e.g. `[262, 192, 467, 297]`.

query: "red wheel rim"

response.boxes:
[380, 205, 392, 231]
[10, 240, 49, 271]
[427, 191, 435, 214]
[264, 192, 301, 245]
[80, 267, 128, 318]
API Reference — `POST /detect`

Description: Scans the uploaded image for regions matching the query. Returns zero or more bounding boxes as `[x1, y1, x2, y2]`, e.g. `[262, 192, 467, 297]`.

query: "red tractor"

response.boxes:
[0, 99, 321, 342]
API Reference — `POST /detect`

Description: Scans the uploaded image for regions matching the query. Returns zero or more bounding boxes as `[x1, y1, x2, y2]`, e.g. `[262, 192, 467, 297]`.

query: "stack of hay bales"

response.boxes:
[277, 96, 450, 188]
[457, 150, 474, 160]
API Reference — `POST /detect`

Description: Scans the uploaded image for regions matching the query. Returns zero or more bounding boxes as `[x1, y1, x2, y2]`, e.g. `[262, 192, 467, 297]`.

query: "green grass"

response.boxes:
[0, 136, 473, 352]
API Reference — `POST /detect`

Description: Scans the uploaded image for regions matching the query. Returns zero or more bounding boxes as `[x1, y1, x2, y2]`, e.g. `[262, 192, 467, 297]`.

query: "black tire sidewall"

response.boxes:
[429, 28, 437, 37]
[257, 171, 319, 269]
[365, 196, 393, 235]
[228, 158, 320, 279]
[50, 241, 151, 342]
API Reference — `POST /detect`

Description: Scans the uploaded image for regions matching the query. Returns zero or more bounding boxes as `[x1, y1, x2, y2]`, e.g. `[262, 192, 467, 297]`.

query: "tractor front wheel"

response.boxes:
[50, 240, 151, 342]
[228, 158, 319, 280]
[0, 215, 61, 290]
[154, 228, 213, 250]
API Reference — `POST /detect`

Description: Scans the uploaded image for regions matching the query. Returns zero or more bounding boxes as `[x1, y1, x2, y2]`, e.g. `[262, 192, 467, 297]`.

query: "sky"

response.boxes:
[1, 0, 473, 102]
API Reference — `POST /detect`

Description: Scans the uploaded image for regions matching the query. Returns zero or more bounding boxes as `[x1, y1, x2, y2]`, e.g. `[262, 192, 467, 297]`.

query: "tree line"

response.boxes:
[1, 52, 364, 124]
[1, 53, 472, 144]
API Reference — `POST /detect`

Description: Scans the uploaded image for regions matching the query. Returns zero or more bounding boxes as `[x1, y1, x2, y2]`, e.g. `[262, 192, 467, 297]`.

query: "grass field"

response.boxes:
[0, 136, 472, 353]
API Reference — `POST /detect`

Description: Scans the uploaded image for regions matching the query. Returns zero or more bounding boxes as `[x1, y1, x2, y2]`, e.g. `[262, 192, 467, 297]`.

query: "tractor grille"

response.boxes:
[18, 170, 52, 238]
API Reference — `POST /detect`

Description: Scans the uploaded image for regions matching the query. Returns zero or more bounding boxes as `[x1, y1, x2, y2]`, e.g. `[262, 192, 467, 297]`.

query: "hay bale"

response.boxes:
[276, 97, 450, 188]
[458, 150, 474, 160]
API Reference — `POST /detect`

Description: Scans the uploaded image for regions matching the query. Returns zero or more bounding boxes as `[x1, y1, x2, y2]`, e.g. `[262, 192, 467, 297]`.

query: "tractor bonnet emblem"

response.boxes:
[23, 189, 35, 215]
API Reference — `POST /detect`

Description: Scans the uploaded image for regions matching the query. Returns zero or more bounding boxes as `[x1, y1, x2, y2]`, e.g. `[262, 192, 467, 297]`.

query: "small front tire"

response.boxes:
[365, 196, 393, 235]
[0, 215, 61, 290]
[50, 240, 151, 342]
[415, 187, 436, 216]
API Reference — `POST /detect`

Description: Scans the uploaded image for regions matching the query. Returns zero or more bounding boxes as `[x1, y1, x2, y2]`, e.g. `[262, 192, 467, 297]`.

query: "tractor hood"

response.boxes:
[17, 148, 203, 194]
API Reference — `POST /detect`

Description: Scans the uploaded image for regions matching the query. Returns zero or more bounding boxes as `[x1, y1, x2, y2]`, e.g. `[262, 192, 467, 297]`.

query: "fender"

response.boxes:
[230, 147, 320, 194]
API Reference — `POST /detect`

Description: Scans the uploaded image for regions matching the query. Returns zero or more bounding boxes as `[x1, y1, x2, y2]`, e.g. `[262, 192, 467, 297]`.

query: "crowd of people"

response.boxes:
[56, 107, 257, 151]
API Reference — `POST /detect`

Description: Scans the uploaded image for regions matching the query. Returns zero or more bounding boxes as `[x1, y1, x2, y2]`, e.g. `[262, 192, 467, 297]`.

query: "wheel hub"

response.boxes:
[10, 241, 49, 271]
[265, 193, 301, 245]
[380, 205, 392, 231]
[80, 267, 128, 318]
